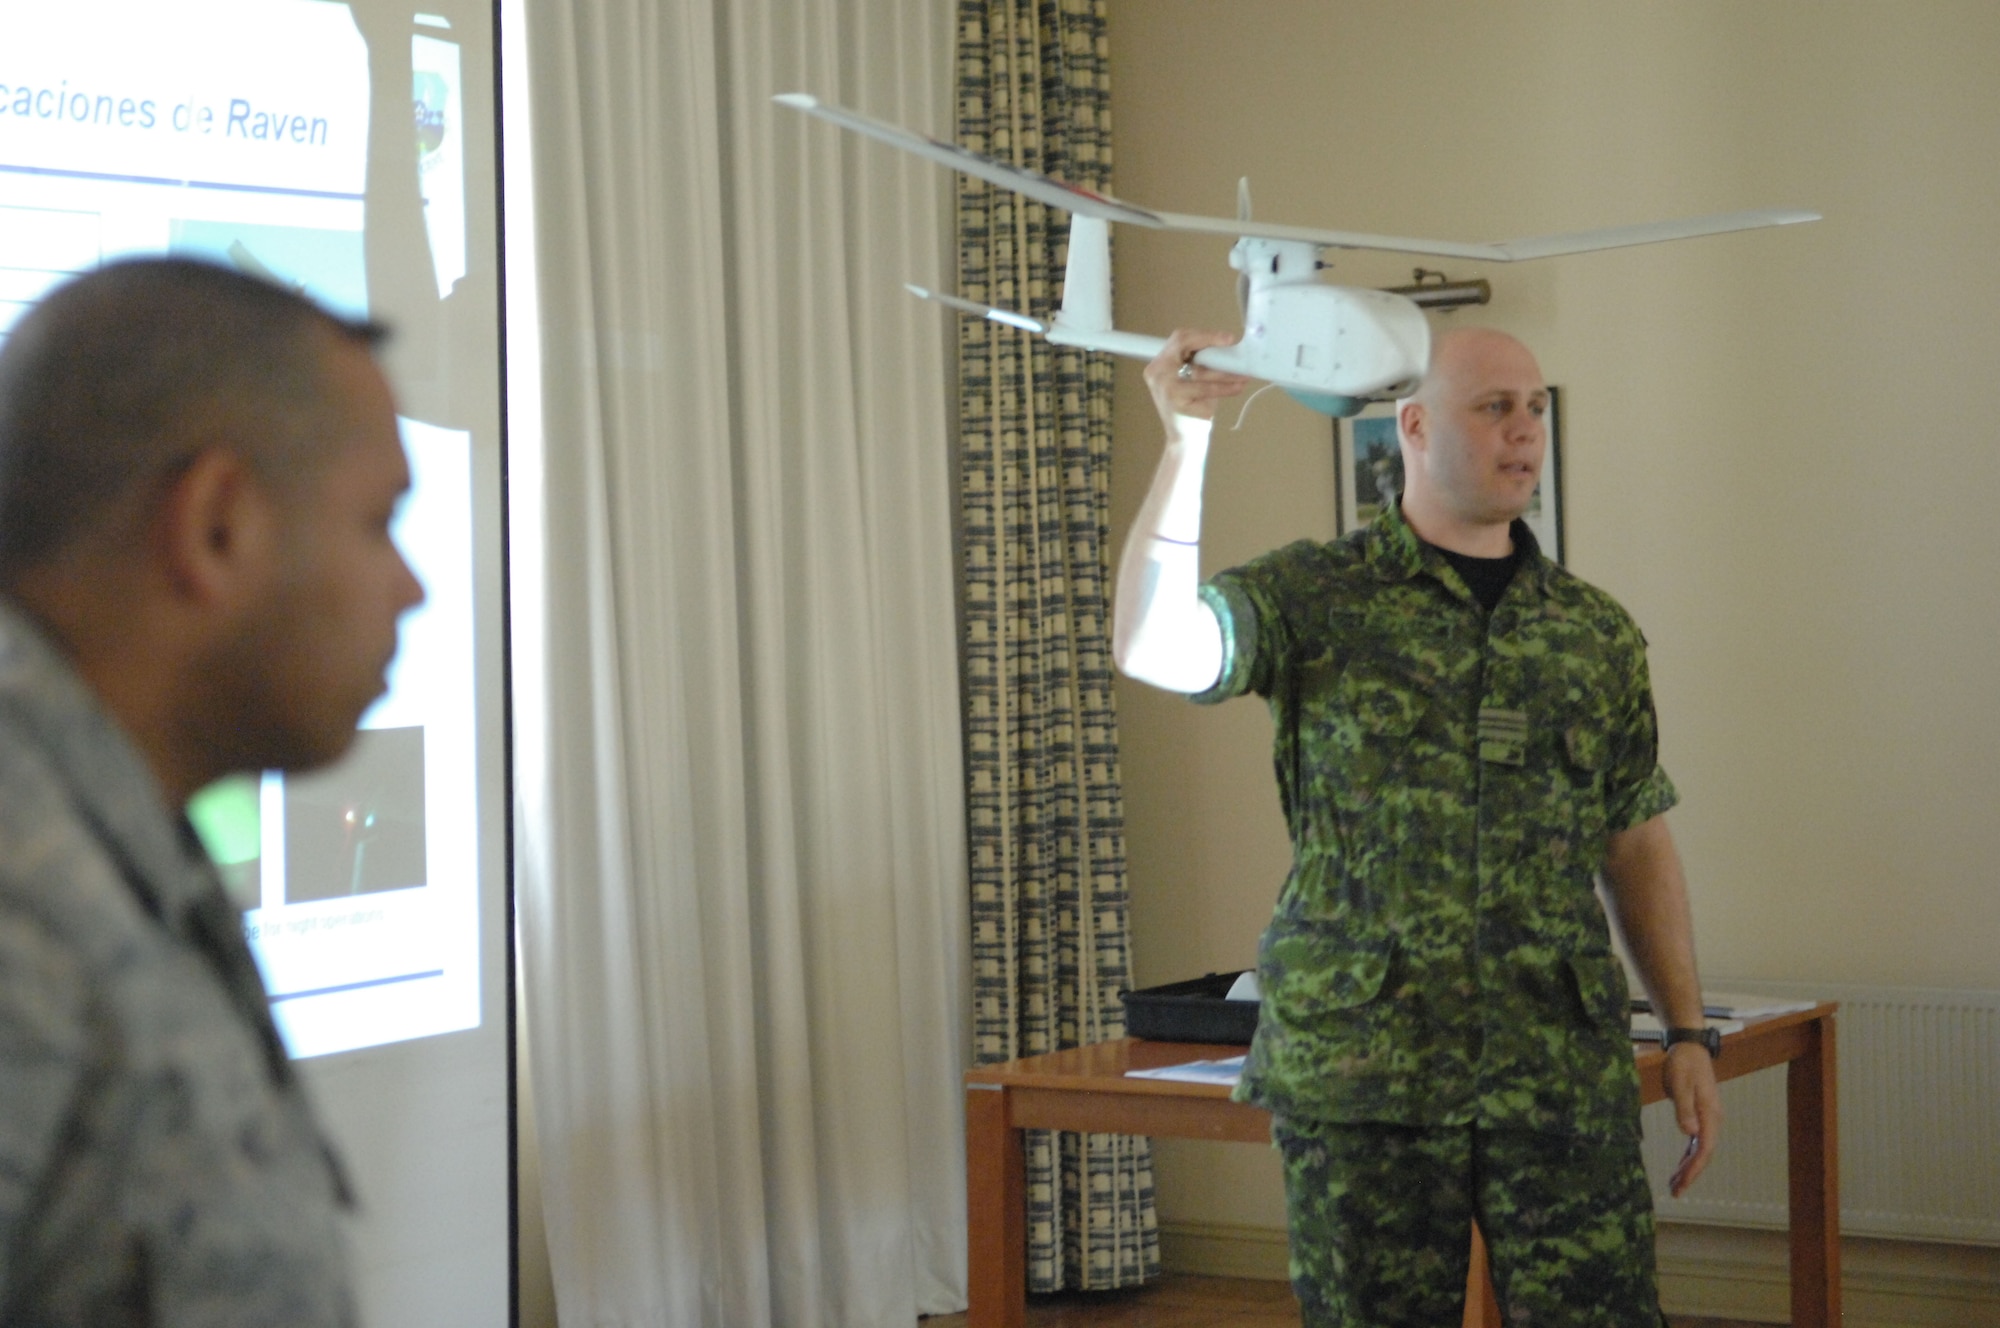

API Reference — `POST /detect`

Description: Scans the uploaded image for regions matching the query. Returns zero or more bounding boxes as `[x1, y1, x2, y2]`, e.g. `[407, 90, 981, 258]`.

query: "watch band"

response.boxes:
[1663, 1025, 1722, 1058]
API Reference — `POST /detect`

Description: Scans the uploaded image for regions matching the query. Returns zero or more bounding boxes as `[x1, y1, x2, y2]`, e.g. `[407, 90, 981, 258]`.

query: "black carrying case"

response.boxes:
[1123, 970, 1259, 1045]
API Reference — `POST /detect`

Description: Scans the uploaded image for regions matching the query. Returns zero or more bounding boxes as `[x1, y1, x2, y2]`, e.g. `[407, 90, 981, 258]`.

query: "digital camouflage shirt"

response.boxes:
[0, 604, 355, 1326]
[1195, 501, 1677, 1137]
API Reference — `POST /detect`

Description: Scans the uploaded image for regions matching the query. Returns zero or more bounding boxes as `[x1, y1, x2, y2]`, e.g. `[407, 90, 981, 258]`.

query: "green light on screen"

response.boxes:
[187, 773, 261, 866]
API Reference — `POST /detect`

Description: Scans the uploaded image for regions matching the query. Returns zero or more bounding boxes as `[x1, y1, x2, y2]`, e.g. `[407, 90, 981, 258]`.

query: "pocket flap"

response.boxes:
[1338, 670, 1421, 737]
[1564, 723, 1608, 772]
[1565, 951, 1631, 1031]
[1259, 918, 1393, 1020]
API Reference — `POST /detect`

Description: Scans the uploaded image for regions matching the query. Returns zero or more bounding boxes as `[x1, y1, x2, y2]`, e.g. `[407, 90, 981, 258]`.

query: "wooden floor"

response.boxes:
[920, 1274, 1773, 1327]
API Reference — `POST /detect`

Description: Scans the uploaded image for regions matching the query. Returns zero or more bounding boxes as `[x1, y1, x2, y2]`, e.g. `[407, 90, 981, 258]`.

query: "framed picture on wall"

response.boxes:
[1333, 401, 1403, 535]
[1333, 385, 1565, 564]
[1522, 385, 1563, 562]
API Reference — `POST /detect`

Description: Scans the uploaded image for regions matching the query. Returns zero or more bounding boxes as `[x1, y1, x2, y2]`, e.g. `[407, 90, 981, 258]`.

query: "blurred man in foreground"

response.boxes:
[0, 258, 423, 1325]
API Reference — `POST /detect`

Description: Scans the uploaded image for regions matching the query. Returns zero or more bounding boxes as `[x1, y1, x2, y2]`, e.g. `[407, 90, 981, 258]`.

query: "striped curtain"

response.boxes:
[955, 0, 1159, 1295]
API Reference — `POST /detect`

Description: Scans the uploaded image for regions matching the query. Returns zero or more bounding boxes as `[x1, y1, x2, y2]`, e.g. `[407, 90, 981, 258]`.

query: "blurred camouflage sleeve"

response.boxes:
[0, 906, 88, 1302]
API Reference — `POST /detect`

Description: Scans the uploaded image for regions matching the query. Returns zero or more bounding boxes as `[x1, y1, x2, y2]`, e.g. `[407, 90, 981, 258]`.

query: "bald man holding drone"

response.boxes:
[1114, 325, 1719, 1327]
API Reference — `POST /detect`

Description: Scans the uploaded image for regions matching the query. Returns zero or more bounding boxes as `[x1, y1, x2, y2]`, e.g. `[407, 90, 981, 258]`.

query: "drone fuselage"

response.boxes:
[1033, 222, 1429, 413]
[1208, 237, 1429, 402]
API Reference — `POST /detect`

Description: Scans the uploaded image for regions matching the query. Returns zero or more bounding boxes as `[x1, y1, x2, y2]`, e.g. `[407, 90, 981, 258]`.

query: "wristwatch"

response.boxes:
[1663, 1025, 1722, 1058]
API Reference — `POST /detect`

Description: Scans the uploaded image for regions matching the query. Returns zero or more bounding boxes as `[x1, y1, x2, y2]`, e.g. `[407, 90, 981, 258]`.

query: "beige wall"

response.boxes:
[1107, 0, 2000, 1234]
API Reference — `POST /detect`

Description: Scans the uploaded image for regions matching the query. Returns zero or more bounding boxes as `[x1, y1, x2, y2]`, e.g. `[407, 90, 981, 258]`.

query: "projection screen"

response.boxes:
[0, 2, 512, 1321]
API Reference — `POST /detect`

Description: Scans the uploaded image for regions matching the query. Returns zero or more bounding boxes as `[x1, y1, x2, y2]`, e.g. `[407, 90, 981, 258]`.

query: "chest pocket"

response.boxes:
[1563, 720, 1610, 845]
[1328, 664, 1424, 748]
[1334, 667, 1422, 739]
[1319, 667, 1424, 816]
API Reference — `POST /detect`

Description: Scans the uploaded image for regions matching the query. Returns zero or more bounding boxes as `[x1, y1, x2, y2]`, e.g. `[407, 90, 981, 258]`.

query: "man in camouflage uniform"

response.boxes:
[0, 259, 424, 1325]
[1112, 326, 1721, 1326]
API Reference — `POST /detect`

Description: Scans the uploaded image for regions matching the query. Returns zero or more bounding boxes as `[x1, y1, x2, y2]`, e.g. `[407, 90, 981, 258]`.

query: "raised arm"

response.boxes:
[1112, 331, 1251, 693]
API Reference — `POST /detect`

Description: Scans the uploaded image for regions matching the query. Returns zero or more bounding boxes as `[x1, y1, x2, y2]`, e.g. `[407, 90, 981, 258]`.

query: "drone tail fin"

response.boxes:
[1053, 216, 1113, 335]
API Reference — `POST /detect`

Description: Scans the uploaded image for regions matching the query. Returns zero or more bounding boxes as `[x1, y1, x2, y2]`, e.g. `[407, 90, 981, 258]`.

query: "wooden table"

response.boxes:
[964, 1004, 1839, 1328]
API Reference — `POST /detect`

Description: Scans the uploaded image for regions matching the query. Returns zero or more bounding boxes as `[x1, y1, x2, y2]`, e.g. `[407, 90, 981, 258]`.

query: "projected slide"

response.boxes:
[0, 0, 482, 1059]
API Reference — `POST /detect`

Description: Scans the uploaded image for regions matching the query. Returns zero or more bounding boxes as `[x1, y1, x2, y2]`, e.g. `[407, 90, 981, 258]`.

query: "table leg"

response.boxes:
[1787, 1014, 1841, 1327]
[1463, 1223, 1503, 1328]
[967, 1085, 1026, 1328]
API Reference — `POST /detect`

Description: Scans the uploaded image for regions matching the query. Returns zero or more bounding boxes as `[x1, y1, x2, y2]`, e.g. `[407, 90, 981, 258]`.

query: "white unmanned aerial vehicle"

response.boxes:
[776, 93, 1818, 417]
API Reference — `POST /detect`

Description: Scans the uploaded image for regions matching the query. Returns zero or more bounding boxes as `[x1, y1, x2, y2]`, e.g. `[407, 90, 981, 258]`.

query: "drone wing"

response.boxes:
[778, 92, 1818, 262]
[1477, 210, 1821, 259]
[1152, 207, 1822, 261]
[776, 94, 1164, 228]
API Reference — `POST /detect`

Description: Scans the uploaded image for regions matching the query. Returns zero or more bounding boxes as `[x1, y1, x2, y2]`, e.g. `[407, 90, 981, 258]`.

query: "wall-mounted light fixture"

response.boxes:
[1382, 268, 1491, 311]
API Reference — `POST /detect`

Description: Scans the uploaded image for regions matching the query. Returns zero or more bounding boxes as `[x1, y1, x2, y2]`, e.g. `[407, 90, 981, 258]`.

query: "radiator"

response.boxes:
[1640, 982, 2000, 1244]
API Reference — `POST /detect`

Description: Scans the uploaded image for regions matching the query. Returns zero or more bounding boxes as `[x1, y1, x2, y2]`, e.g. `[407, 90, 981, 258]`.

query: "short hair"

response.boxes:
[0, 257, 389, 579]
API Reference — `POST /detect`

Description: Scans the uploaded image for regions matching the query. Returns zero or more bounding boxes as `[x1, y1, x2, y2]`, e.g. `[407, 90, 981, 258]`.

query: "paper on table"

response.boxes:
[1696, 992, 1817, 1020]
[1124, 1055, 1247, 1086]
[1630, 1012, 1744, 1042]
[1224, 971, 1259, 1001]
[1630, 991, 1817, 1021]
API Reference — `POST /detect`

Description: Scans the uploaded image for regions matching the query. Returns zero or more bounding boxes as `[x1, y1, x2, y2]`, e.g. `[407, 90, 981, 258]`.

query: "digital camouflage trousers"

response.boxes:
[1273, 1118, 1665, 1328]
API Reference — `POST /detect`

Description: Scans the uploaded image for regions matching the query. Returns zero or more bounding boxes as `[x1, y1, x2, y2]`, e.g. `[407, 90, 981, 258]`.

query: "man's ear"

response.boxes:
[1397, 399, 1428, 466]
[154, 448, 279, 606]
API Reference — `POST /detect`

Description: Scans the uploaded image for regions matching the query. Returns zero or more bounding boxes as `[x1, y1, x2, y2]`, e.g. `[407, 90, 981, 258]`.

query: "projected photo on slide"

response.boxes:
[169, 219, 369, 322]
[284, 726, 428, 903]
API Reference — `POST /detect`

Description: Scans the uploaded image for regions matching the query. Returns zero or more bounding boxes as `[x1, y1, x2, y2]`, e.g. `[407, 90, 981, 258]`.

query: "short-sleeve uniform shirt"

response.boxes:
[1196, 501, 1677, 1137]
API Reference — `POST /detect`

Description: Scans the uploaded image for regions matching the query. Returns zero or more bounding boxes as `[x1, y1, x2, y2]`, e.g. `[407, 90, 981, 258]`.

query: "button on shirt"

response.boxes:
[1194, 502, 1677, 1137]
[0, 604, 354, 1326]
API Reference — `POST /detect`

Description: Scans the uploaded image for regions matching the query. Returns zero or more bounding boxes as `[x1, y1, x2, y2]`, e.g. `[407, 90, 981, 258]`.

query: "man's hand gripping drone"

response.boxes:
[776, 93, 1818, 417]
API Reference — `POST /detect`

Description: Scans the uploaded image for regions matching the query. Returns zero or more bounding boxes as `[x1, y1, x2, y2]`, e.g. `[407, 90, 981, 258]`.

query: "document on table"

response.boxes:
[1629, 1012, 1745, 1042]
[1124, 1055, 1247, 1086]
[1630, 991, 1818, 1021]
